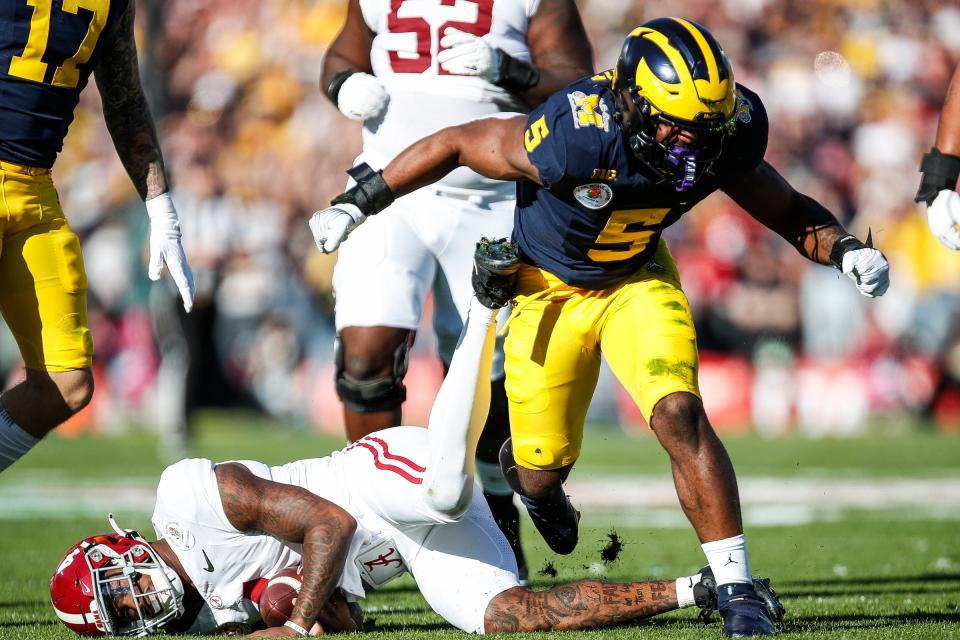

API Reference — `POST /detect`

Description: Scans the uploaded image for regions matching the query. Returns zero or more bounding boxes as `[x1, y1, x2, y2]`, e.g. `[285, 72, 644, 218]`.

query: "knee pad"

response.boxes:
[511, 437, 575, 472]
[334, 333, 413, 413]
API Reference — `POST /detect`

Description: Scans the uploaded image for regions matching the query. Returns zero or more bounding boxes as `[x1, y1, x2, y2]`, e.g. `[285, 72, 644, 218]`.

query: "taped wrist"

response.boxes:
[331, 163, 395, 216]
[327, 70, 358, 106]
[494, 50, 540, 93]
[829, 234, 865, 270]
[916, 147, 960, 205]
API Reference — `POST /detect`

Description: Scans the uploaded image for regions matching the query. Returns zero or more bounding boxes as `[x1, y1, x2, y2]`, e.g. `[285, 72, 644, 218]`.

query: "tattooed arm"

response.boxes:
[215, 463, 357, 634]
[484, 580, 678, 632]
[93, 1, 168, 201]
[93, 1, 196, 310]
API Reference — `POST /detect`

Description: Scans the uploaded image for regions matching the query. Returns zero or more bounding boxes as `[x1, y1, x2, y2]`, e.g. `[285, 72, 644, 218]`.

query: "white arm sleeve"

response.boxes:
[421, 297, 499, 520]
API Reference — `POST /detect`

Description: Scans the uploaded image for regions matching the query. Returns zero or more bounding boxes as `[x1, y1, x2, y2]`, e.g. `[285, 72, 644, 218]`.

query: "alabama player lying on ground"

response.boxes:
[49, 241, 781, 637]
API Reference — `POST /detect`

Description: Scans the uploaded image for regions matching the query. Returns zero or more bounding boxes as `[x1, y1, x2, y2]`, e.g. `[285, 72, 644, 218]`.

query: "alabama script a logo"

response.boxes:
[363, 547, 402, 572]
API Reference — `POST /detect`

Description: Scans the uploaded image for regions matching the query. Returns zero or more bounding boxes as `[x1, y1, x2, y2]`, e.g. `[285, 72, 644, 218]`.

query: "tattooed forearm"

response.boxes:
[289, 514, 354, 628]
[93, 1, 168, 200]
[794, 203, 847, 265]
[215, 463, 358, 629]
[484, 580, 678, 633]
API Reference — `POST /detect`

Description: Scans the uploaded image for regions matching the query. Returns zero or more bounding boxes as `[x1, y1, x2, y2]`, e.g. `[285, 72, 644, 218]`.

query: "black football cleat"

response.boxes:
[499, 438, 579, 555]
[473, 237, 520, 309]
[716, 582, 777, 637]
[696, 566, 785, 627]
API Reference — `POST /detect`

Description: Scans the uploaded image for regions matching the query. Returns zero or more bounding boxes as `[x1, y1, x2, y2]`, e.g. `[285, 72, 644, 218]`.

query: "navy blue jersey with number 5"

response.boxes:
[514, 72, 768, 290]
[0, 0, 128, 168]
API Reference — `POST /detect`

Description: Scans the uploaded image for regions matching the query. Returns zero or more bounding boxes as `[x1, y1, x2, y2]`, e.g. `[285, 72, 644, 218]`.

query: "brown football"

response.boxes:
[258, 566, 303, 627]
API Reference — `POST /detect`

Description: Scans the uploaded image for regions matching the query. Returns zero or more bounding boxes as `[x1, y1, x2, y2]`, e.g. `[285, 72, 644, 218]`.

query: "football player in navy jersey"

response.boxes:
[0, 0, 194, 474]
[310, 18, 890, 637]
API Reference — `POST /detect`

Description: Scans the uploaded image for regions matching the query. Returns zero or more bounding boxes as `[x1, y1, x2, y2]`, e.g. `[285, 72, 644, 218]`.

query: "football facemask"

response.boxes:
[50, 514, 184, 637]
[617, 88, 735, 191]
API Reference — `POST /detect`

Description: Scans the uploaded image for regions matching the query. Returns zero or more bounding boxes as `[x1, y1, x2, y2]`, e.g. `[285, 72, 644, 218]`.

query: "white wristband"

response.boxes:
[283, 620, 309, 636]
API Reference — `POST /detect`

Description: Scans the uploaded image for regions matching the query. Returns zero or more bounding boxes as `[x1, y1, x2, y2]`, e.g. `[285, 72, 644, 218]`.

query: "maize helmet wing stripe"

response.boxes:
[618, 17, 735, 122]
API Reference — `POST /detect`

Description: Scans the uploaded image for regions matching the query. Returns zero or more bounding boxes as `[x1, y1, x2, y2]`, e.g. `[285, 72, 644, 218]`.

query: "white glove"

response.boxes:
[927, 189, 960, 251]
[308, 203, 367, 254]
[146, 193, 195, 312]
[337, 72, 389, 121]
[841, 247, 889, 298]
[437, 27, 501, 82]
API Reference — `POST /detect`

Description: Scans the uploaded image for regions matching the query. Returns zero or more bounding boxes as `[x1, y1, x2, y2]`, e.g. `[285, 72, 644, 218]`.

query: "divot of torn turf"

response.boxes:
[600, 529, 625, 564]
[538, 561, 558, 578]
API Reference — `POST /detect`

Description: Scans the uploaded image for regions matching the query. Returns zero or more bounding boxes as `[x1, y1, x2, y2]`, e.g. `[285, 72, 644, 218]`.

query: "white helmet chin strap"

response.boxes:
[108, 513, 134, 538]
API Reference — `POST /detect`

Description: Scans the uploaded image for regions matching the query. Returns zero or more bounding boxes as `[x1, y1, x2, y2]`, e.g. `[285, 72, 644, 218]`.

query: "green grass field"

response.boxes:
[1, 413, 958, 639]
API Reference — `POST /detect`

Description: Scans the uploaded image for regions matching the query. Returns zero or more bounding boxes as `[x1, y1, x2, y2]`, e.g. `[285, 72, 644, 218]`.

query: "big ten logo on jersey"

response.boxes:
[567, 91, 610, 132]
[384, 0, 493, 74]
[8, 0, 112, 89]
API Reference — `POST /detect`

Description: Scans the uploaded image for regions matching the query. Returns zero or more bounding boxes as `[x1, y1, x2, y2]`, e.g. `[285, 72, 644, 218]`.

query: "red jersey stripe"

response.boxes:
[364, 436, 427, 472]
[354, 442, 423, 484]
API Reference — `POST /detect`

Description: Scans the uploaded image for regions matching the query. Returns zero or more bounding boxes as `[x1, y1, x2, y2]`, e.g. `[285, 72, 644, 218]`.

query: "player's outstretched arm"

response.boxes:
[94, 2, 195, 311]
[723, 160, 889, 297]
[484, 580, 678, 632]
[385, 116, 539, 192]
[309, 117, 537, 253]
[215, 463, 357, 636]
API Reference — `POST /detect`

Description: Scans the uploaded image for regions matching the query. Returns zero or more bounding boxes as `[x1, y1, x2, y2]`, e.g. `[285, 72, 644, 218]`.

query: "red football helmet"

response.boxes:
[50, 515, 184, 637]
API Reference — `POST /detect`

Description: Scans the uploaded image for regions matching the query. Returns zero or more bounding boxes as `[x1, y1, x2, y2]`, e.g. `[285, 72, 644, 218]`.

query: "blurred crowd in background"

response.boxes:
[3, 0, 959, 443]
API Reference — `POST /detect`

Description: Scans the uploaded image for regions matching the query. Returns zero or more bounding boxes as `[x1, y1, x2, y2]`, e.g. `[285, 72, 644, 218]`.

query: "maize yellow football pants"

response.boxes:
[0, 161, 92, 371]
[504, 240, 700, 470]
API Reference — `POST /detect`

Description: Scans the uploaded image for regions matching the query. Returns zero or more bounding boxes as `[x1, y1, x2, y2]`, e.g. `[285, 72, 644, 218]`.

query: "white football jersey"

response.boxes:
[151, 457, 371, 634]
[150, 428, 519, 634]
[359, 0, 540, 188]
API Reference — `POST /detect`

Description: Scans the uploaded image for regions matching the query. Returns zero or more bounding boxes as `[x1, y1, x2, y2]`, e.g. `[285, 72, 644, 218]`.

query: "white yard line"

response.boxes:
[1, 476, 959, 523]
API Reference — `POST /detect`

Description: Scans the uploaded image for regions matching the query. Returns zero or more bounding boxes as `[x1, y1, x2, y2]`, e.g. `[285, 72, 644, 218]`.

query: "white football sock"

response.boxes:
[423, 296, 498, 519]
[702, 534, 752, 585]
[0, 403, 39, 473]
[675, 572, 703, 608]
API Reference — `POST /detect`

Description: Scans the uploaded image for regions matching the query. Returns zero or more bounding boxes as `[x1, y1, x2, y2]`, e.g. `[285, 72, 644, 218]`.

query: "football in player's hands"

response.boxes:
[258, 566, 303, 628]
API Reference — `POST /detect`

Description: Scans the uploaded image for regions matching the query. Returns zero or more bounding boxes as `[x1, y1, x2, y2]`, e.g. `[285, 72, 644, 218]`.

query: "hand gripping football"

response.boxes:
[258, 566, 303, 627]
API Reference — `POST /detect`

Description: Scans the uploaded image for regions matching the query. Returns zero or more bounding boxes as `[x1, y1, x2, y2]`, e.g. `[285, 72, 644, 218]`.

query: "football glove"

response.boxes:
[841, 247, 890, 298]
[308, 203, 366, 254]
[926, 189, 960, 251]
[438, 28, 502, 82]
[146, 193, 195, 312]
[336, 72, 389, 121]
